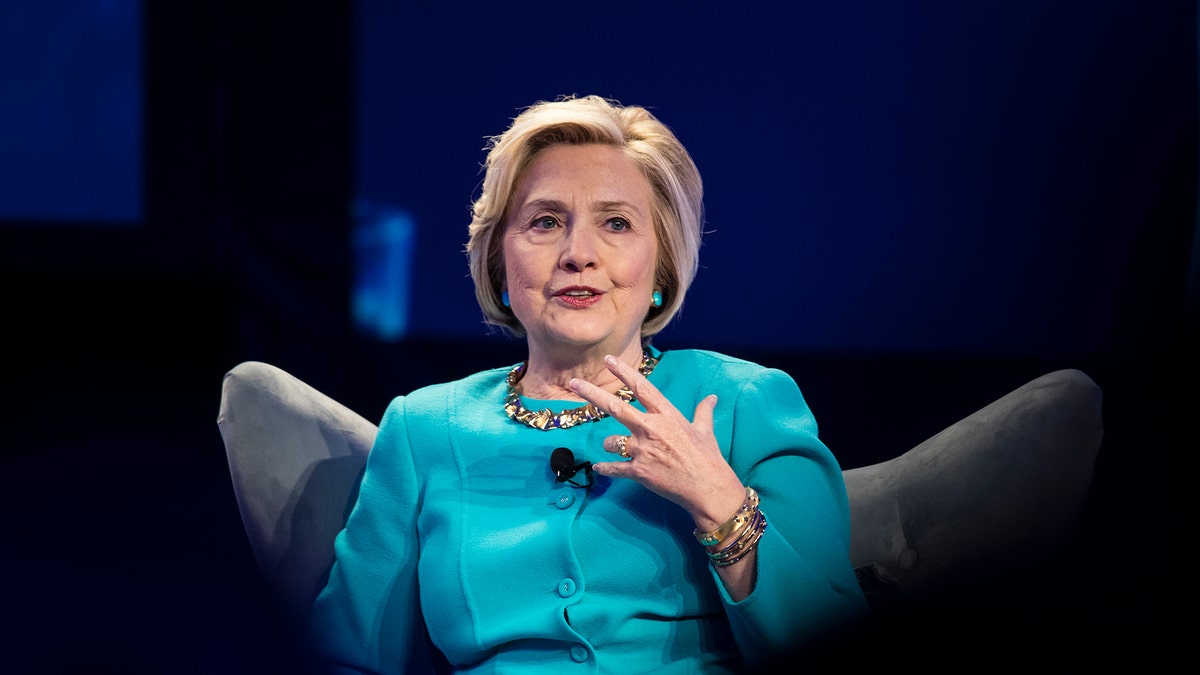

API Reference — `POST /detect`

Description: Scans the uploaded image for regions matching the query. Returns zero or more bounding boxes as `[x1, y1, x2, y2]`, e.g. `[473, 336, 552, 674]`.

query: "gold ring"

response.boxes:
[616, 435, 631, 459]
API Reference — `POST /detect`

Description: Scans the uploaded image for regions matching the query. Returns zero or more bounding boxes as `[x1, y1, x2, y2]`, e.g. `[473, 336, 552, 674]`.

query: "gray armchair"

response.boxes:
[216, 361, 1103, 638]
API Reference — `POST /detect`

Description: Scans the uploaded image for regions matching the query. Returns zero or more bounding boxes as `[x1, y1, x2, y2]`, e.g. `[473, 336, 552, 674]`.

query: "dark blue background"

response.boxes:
[0, 1, 142, 225]
[354, 0, 1196, 356]
[1, 1, 1194, 672]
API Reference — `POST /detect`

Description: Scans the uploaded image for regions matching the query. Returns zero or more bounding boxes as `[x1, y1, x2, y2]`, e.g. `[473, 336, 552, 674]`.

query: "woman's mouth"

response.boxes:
[555, 288, 603, 306]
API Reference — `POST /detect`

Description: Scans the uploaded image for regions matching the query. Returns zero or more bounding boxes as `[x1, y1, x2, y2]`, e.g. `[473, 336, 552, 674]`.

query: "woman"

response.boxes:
[308, 95, 869, 673]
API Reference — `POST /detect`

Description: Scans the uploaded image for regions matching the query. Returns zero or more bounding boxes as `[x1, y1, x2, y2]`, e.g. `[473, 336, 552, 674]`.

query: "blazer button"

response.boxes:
[569, 644, 589, 662]
[555, 492, 575, 509]
[557, 578, 577, 597]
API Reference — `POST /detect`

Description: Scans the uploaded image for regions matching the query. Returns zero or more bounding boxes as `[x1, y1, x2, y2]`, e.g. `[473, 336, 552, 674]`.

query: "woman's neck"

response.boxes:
[518, 342, 646, 401]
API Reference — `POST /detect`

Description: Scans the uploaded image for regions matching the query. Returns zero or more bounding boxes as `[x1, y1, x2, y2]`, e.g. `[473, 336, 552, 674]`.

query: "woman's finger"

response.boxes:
[691, 394, 718, 436]
[606, 434, 632, 459]
[601, 354, 673, 414]
[567, 376, 642, 428]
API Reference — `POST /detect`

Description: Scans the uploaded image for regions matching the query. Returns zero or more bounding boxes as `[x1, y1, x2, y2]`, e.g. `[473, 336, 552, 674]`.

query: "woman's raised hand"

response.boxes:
[568, 355, 746, 532]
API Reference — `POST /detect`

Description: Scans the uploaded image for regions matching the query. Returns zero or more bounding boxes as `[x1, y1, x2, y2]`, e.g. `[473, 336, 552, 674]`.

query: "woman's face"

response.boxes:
[503, 143, 658, 359]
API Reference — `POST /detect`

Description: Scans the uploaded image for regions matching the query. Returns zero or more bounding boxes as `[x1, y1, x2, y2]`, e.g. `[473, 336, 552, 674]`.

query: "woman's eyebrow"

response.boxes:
[517, 198, 568, 213]
[517, 199, 644, 215]
[592, 200, 645, 215]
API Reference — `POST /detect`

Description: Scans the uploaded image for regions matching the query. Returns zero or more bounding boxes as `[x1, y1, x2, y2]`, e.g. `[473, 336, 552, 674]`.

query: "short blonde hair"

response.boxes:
[466, 95, 704, 338]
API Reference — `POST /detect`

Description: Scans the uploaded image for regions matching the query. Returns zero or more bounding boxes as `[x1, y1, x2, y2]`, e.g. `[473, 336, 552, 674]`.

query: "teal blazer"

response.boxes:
[309, 348, 868, 674]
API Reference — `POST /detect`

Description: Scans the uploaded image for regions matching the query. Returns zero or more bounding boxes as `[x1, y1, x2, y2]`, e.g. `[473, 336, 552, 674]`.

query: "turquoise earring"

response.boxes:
[651, 290, 663, 308]
[502, 291, 510, 307]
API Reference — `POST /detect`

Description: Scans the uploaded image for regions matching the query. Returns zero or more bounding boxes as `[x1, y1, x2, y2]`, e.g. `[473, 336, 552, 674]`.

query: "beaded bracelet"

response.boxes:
[693, 486, 759, 546]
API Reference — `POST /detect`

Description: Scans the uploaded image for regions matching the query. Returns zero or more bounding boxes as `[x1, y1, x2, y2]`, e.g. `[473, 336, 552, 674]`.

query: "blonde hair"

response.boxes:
[465, 95, 704, 338]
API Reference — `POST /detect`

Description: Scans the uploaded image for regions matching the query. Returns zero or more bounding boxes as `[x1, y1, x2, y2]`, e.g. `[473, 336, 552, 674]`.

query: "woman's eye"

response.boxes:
[607, 218, 630, 232]
[532, 216, 558, 230]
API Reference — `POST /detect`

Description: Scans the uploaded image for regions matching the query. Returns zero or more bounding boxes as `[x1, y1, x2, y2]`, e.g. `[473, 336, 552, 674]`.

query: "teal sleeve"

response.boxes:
[307, 396, 437, 674]
[710, 367, 869, 665]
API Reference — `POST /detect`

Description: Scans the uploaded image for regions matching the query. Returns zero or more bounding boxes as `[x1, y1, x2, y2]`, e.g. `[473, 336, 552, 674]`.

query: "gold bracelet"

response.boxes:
[710, 512, 768, 567]
[707, 508, 764, 559]
[694, 486, 759, 546]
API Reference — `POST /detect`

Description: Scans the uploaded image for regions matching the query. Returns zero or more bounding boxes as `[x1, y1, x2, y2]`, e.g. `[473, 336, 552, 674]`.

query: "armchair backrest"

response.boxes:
[217, 361, 374, 626]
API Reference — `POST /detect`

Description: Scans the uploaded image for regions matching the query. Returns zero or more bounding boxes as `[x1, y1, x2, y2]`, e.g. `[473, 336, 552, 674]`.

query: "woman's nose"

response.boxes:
[559, 225, 598, 271]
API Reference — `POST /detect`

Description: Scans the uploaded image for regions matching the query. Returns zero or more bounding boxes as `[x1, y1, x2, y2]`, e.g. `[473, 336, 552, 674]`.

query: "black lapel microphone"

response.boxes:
[550, 447, 593, 489]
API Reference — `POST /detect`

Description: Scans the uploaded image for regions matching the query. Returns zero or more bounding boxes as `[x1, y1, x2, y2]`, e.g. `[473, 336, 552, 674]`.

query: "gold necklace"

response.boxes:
[504, 350, 660, 430]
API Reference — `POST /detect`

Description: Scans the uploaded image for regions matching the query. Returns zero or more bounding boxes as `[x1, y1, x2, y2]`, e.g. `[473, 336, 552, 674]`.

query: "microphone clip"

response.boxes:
[550, 447, 593, 489]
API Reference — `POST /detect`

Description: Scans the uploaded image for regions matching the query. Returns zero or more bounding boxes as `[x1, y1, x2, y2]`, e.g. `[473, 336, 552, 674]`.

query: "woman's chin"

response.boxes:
[530, 325, 634, 355]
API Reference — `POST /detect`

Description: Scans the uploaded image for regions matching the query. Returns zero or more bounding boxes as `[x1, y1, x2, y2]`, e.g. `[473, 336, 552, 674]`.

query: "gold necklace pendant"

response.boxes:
[504, 350, 660, 430]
